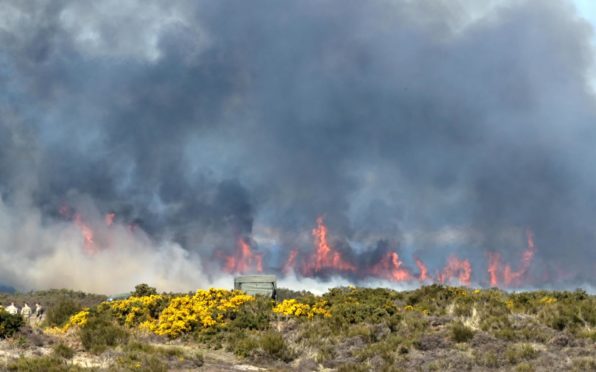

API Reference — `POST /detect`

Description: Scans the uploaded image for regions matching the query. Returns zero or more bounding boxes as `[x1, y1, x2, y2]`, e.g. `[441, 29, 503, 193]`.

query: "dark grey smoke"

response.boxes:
[0, 0, 595, 289]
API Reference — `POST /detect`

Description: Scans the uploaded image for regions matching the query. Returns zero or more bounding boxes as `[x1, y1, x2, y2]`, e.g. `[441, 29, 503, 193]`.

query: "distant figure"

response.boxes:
[5, 302, 18, 315]
[21, 303, 32, 320]
[35, 303, 44, 319]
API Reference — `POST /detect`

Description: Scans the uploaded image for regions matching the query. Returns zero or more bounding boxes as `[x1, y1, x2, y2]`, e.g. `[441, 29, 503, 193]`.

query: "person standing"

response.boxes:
[5, 303, 17, 315]
[21, 303, 32, 322]
[35, 303, 44, 320]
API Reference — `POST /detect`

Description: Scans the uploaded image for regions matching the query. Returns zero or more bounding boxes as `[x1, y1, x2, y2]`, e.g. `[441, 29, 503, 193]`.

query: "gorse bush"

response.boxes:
[79, 310, 129, 353]
[141, 289, 254, 338]
[231, 296, 273, 330]
[275, 288, 314, 302]
[0, 309, 24, 339]
[32, 284, 594, 370]
[273, 299, 330, 319]
[105, 294, 168, 328]
[45, 298, 81, 327]
[132, 283, 158, 297]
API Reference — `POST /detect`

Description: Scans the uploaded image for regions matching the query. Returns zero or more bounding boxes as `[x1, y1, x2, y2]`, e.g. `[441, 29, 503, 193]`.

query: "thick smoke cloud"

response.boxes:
[0, 0, 595, 292]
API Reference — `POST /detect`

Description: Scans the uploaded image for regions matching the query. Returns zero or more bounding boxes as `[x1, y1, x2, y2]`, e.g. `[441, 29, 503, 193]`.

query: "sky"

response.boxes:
[0, 0, 595, 293]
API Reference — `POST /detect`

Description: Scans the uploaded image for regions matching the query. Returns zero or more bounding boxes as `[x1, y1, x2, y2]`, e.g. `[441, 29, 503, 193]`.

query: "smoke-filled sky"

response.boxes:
[0, 0, 595, 293]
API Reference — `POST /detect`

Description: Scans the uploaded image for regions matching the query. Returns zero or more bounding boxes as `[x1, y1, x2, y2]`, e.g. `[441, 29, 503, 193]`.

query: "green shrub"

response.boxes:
[260, 330, 294, 362]
[451, 322, 474, 343]
[572, 357, 596, 371]
[275, 288, 314, 302]
[191, 352, 204, 367]
[356, 334, 403, 364]
[337, 363, 370, 372]
[474, 350, 500, 368]
[79, 311, 129, 353]
[124, 341, 156, 354]
[230, 296, 272, 331]
[0, 309, 24, 338]
[506, 344, 538, 364]
[116, 350, 167, 372]
[52, 343, 75, 359]
[0, 289, 106, 311]
[158, 346, 185, 360]
[7, 356, 82, 371]
[132, 283, 157, 297]
[45, 298, 81, 327]
[227, 331, 259, 358]
[515, 362, 535, 372]
[316, 344, 335, 363]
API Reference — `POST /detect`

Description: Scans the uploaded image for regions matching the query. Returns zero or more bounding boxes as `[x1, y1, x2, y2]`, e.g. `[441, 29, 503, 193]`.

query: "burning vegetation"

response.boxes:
[58, 204, 545, 289]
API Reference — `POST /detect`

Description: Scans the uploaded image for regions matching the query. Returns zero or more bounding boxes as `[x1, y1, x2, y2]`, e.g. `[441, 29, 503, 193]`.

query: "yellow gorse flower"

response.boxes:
[273, 299, 331, 319]
[144, 289, 254, 338]
[538, 296, 557, 305]
[107, 294, 166, 327]
[62, 309, 90, 331]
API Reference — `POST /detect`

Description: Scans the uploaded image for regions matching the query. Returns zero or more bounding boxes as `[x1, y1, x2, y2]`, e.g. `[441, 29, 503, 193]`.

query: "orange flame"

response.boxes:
[370, 251, 412, 281]
[302, 216, 356, 275]
[439, 256, 472, 286]
[487, 252, 501, 287]
[74, 213, 96, 254]
[224, 238, 263, 274]
[283, 249, 298, 274]
[415, 258, 429, 282]
[503, 230, 537, 286]
[105, 212, 116, 226]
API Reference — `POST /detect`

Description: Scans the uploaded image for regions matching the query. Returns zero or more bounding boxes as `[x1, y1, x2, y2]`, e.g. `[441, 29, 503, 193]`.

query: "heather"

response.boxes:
[0, 284, 593, 370]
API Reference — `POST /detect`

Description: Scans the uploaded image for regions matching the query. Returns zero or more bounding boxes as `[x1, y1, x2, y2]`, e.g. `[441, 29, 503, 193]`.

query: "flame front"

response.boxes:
[223, 238, 263, 274]
[487, 229, 537, 287]
[503, 230, 537, 286]
[487, 252, 501, 287]
[283, 249, 298, 274]
[439, 256, 472, 286]
[105, 212, 116, 227]
[370, 251, 412, 282]
[301, 216, 356, 275]
[65, 205, 541, 288]
[415, 258, 429, 282]
[74, 214, 96, 254]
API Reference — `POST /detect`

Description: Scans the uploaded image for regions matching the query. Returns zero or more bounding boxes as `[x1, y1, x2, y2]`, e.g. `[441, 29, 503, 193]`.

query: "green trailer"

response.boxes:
[234, 275, 277, 299]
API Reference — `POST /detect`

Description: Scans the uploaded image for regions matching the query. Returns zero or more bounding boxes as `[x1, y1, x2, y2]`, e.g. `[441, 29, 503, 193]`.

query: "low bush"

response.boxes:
[7, 356, 82, 371]
[505, 344, 538, 364]
[52, 343, 75, 359]
[230, 296, 273, 330]
[259, 330, 294, 362]
[116, 350, 167, 372]
[45, 299, 81, 327]
[79, 310, 129, 353]
[451, 322, 474, 343]
[514, 362, 535, 372]
[473, 350, 500, 368]
[275, 288, 314, 302]
[227, 331, 259, 358]
[0, 309, 24, 338]
[132, 283, 158, 297]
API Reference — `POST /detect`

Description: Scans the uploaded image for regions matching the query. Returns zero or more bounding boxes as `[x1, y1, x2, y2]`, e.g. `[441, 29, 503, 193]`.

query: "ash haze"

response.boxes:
[0, 0, 595, 294]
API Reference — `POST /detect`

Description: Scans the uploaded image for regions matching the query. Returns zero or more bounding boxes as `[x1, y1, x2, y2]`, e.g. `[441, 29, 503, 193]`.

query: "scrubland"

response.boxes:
[0, 284, 593, 371]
